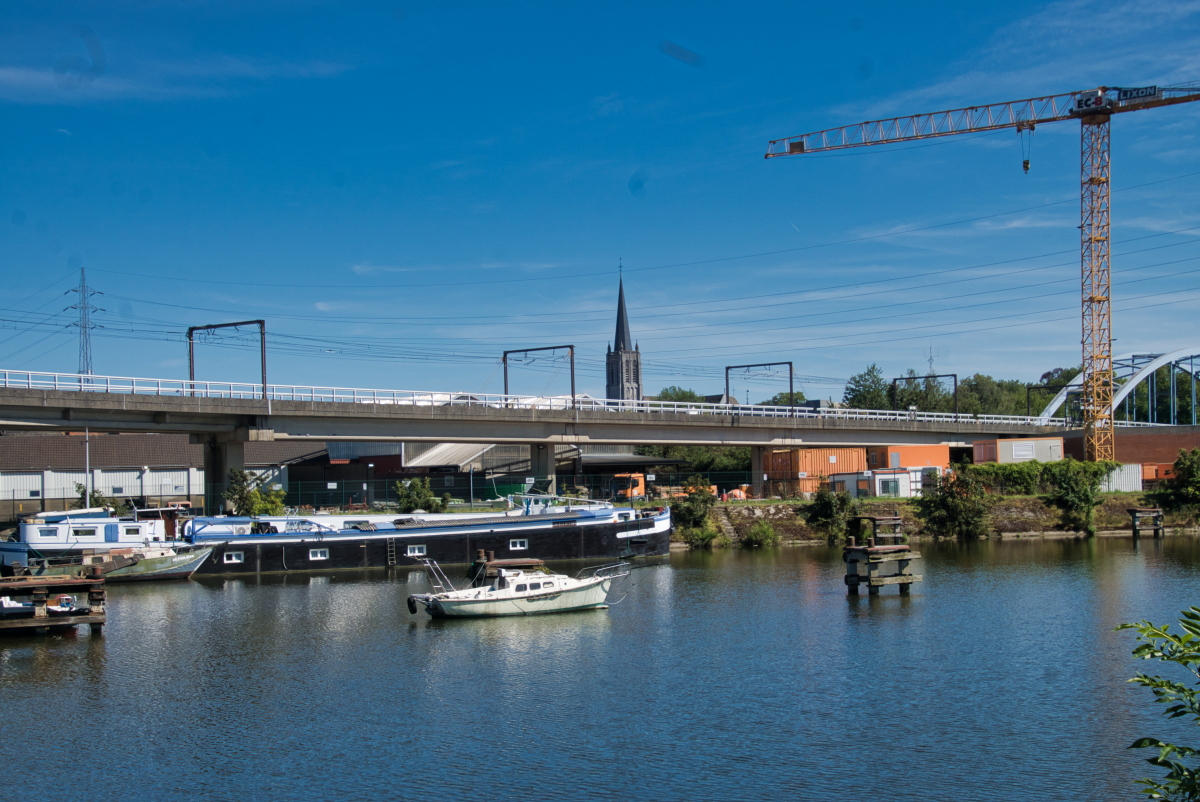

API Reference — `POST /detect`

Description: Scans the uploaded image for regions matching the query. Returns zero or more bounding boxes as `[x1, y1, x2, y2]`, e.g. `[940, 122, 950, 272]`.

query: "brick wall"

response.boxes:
[1064, 426, 1200, 463]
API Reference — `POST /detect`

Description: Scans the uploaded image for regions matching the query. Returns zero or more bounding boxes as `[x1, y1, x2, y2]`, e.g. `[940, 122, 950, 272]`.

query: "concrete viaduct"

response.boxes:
[0, 375, 1076, 495]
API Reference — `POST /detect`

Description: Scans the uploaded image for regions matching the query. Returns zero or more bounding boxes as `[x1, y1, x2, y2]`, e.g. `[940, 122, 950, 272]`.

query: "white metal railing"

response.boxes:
[0, 368, 1164, 428]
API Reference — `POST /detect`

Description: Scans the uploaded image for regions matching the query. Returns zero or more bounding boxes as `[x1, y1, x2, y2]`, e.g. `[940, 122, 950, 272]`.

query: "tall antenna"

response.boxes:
[67, 263, 101, 375]
[925, 345, 939, 375]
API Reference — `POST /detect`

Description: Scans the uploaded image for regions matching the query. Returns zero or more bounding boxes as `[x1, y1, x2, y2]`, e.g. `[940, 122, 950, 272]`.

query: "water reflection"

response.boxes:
[0, 540, 1197, 800]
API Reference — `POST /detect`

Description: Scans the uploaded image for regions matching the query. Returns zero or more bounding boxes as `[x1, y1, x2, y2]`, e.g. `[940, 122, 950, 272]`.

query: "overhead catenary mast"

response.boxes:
[766, 83, 1200, 461]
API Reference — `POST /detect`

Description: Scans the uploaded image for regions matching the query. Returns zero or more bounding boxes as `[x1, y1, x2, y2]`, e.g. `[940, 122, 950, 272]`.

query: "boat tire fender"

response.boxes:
[407, 595, 418, 615]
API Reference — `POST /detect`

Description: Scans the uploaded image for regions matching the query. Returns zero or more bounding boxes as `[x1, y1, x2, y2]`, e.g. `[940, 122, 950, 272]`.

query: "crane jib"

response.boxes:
[764, 81, 1200, 463]
[1118, 86, 1158, 101]
[766, 85, 1200, 157]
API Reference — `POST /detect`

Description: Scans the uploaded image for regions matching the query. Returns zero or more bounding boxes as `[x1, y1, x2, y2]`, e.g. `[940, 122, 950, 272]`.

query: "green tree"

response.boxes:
[73, 482, 130, 514]
[636, 445, 750, 473]
[653, 386, 704, 402]
[843, 364, 889, 410]
[803, 486, 857, 541]
[1118, 607, 1200, 800]
[1044, 459, 1105, 535]
[912, 472, 990, 538]
[1154, 449, 1200, 514]
[670, 475, 717, 534]
[394, 477, 453, 513]
[223, 469, 287, 516]
[892, 369, 954, 412]
[757, 390, 807, 406]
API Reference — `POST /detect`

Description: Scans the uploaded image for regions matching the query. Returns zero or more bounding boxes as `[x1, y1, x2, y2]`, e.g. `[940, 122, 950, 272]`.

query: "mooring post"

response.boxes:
[88, 565, 105, 633]
[843, 534, 922, 597]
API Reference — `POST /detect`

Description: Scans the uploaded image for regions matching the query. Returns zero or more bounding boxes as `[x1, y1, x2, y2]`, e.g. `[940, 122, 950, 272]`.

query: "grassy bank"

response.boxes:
[694, 492, 1198, 543]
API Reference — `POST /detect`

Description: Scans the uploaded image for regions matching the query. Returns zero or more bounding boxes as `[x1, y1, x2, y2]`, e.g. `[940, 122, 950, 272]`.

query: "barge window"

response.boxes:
[224, 551, 245, 564]
[407, 544, 426, 557]
[124, 527, 140, 536]
[72, 528, 97, 538]
[509, 539, 528, 551]
[38, 528, 57, 538]
[529, 582, 540, 590]
[515, 584, 527, 592]
[309, 549, 329, 561]
[543, 582, 554, 588]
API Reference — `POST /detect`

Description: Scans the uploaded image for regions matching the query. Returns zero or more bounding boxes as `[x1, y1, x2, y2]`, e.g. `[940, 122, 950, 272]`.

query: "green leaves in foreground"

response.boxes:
[1118, 607, 1200, 800]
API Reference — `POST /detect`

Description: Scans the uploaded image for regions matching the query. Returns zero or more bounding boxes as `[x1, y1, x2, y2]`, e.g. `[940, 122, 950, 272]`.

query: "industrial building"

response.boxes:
[0, 433, 319, 520]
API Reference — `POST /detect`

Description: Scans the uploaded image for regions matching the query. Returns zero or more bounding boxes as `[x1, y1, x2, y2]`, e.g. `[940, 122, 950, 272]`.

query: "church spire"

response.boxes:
[614, 276, 633, 352]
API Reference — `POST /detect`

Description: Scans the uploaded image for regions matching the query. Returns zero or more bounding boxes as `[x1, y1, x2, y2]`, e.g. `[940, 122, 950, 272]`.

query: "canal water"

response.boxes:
[2, 538, 1199, 801]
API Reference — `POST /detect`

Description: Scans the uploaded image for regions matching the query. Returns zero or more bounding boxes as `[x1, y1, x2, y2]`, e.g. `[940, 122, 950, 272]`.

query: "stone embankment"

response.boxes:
[707, 494, 1197, 542]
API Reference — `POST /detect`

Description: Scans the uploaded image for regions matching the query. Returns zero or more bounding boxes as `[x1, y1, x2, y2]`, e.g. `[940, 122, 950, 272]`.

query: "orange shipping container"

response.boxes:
[767, 448, 868, 480]
[866, 444, 950, 470]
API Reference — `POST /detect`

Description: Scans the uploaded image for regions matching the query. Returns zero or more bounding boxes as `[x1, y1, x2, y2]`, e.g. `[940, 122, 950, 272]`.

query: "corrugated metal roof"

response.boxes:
[404, 442, 494, 470]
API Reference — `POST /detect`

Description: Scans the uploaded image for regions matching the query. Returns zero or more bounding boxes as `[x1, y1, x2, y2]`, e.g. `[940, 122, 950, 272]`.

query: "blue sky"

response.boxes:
[2, 0, 1199, 402]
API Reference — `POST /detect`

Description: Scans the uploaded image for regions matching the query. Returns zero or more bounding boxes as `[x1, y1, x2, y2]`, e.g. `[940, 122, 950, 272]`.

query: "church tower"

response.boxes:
[605, 277, 643, 400]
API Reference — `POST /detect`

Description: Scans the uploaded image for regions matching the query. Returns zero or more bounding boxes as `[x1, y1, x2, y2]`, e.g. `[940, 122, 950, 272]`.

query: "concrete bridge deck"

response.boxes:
[0, 369, 1086, 448]
[2, 369, 1152, 497]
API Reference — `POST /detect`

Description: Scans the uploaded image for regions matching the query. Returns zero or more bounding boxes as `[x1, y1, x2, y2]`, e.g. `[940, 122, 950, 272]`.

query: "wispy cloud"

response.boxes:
[0, 50, 351, 104]
[591, 92, 623, 118]
[350, 263, 425, 276]
[829, 0, 1200, 122]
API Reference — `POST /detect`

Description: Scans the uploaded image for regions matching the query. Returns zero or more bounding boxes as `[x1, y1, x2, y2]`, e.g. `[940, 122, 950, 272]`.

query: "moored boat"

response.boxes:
[2, 509, 187, 567]
[7, 545, 215, 582]
[182, 496, 671, 576]
[407, 555, 629, 617]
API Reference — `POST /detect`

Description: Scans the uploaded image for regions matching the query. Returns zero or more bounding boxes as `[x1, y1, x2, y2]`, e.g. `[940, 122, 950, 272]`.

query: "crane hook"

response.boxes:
[1017, 121, 1035, 174]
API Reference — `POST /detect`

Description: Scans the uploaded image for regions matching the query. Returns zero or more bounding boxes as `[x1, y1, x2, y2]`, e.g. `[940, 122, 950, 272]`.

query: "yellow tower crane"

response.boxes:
[766, 84, 1200, 461]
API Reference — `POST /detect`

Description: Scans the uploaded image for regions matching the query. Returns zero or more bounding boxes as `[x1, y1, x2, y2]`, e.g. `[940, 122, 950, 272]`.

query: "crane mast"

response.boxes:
[768, 84, 1200, 461]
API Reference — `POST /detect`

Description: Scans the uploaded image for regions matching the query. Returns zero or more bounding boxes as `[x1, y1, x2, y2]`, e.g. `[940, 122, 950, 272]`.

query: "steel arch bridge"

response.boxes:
[1040, 348, 1200, 425]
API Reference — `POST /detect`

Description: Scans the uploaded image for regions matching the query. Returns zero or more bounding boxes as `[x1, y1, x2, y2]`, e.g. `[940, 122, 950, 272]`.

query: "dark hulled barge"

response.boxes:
[183, 501, 671, 576]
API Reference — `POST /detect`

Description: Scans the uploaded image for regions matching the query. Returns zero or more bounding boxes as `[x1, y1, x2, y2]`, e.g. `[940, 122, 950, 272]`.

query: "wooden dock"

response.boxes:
[0, 568, 106, 635]
[1128, 507, 1165, 538]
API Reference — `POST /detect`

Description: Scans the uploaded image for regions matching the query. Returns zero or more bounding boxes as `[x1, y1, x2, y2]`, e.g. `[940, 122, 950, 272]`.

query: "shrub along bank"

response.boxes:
[674, 450, 1200, 544]
[700, 493, 1196, 543]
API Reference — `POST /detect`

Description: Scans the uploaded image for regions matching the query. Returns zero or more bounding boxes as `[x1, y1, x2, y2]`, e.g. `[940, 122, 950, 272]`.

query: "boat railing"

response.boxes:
[575, 561, 632, 580]
[419, 558, 457, 593]
[509, 494, 612, 514]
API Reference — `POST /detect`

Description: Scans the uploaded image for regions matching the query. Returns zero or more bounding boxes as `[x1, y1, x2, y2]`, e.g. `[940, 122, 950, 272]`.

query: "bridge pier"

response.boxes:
[203, 436, 244, 513]
[529, 443, 556, 496]
[752, 446, 765, 498]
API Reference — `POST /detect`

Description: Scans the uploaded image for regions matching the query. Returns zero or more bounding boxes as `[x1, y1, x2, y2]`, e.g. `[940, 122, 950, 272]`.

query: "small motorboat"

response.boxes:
[407, 553, 629, 618]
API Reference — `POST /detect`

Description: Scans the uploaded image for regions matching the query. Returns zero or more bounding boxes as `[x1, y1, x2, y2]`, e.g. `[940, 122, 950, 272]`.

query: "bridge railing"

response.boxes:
[0, 369, 1162, 427]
